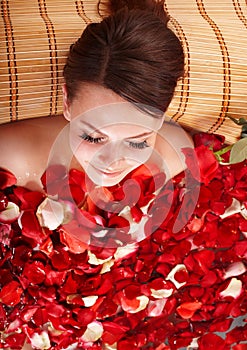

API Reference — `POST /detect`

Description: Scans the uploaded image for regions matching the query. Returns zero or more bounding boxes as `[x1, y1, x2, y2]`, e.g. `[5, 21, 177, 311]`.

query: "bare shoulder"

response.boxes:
[0, 115, 68, 190]
[155, 120, 193, 178]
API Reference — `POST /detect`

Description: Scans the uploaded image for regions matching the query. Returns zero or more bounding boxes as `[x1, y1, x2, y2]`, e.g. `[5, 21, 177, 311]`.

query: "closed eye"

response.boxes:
[80, 133, 150, 149]
[128, 140, 149, 149]
[80, 133, 105, 144]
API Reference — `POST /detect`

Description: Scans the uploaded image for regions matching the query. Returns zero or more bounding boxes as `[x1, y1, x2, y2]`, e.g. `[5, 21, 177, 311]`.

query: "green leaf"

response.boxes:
[228, 115, 247, 126]
[229, 138, 247, 164]
[238, 118, 247, 125]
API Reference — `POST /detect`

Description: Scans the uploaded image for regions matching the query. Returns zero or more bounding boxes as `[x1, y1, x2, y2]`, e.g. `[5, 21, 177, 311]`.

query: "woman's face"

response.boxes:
[63, 83, 164, 186]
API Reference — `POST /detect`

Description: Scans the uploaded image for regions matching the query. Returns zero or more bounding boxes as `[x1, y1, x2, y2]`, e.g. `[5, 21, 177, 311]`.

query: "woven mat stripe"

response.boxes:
[76, 0, 92, 24]
[97, 0, 105, 19]
[232, 0, 247, 28]
[38, 0, 58, 116]
[196, 0, 231, 133]
[164, 1, 190, 121]
[1, 0, 18, 121]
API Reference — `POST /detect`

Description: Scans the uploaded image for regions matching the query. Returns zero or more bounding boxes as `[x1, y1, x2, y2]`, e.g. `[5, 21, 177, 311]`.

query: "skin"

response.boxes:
[0, 83, 193, 190]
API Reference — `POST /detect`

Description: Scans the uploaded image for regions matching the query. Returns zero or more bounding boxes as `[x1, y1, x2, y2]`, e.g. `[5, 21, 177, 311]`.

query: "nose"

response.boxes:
[95, 141, 126, 169]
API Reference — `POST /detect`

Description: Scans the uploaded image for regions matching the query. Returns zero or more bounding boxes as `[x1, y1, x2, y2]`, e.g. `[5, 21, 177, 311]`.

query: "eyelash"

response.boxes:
[128, 140, 149, 149]
[80, 133, 149, 149]
[80, 133, 104, 144]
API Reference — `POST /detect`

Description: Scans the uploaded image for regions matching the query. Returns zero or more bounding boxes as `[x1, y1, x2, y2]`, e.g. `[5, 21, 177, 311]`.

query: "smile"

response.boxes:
[98, 168, 125, 177]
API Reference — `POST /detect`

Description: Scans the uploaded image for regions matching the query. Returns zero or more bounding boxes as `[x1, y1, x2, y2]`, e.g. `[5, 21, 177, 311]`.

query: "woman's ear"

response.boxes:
[62, 84, 71, 121]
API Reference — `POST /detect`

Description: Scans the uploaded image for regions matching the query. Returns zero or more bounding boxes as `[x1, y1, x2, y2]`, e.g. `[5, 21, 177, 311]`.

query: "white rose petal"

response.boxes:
[166, 264, 187, 289]
[241, 205, 247, 220]
[118, 205, 131, 218]
[82, 321, 103, 342]
[62, 344, 78, 350]
[220, 198, 242, 219]
[224, 262, 246, 279]
[30, 331, 51, 350]
[151, 288, 174, 299]
[82, 295, 98, 307]
[88, 251, 112, 265]
[0, 202, 20, 223]
[220, 278, 242, 299]
[61, 201, 75, 224]
[147, 299, 167, 317]
[187, 337, 199, 349]
[131, 216, 149, 241]
[134, 296, 149, 313]
[37, 198, 64, 230]
[114, 243, 138, 260]
[100, 259, 114, 274]
[121, 295, 149, 313]
[103, 343, 117, 350]
[92, 229, 108, 238]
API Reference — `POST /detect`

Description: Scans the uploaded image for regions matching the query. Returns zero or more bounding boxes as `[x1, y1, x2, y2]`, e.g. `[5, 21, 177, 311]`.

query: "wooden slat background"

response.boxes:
[1, 0, 246, 143]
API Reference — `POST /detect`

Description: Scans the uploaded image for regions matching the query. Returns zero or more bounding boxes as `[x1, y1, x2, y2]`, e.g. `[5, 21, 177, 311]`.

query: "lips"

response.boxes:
[88, 164, 131, 181]
[98, 168, 125, 177]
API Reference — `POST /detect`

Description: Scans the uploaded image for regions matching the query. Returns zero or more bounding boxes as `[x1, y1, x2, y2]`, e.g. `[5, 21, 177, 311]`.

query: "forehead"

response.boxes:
[70, 84, 164, 131]
[80, 104, 162, 130]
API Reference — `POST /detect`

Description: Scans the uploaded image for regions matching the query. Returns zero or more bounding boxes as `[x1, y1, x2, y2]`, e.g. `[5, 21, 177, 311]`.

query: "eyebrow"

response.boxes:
[80, 121, 154, 139]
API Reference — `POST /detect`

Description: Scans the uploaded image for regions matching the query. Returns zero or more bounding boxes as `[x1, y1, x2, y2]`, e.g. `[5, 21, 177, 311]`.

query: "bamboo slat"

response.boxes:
[0, 0, 247, 143]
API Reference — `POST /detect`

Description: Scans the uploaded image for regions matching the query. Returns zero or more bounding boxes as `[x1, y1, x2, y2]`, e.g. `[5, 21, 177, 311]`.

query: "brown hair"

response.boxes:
[63, 0, 184, 116]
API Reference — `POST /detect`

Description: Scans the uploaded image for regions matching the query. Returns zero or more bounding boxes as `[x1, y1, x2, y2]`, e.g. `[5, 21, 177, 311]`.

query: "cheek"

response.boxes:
[74, 143, 100, 166]
[149, 134, 157, 147]
[69, 132, 100, 166]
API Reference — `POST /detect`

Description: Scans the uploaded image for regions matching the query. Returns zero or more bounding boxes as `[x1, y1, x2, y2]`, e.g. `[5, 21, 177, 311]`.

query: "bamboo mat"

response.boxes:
[0, 0, 247, 143]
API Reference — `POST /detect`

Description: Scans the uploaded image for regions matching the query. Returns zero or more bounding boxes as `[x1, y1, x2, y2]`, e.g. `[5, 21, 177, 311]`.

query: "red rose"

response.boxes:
[183, 145, 219, 185]
[193, 132, 225, 151]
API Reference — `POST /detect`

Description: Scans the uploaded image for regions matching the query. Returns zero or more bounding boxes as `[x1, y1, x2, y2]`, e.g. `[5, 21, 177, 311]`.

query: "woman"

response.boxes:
[0, 0, 192, 191]
[1, 1, 246, 349]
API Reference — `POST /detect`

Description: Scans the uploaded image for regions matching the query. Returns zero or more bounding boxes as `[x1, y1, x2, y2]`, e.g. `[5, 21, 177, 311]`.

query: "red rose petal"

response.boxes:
[4, 332, 26, 349]
[51, 249, 72, 270]
[102, 321, 129, 344]
[0, 280, 23, 306]
[197, 333, 226, 349]
[21, 211, 48, 244]
[176, 301, 202, 319]
[76, 308, 96, 326]
[0, 193, 8, 211]
[14, 187, 44, 210]
[22, 261, 46, 285]
[209, 318, 233, 332]
[59, 228, 88, 254]
[0, 168, 17, 189]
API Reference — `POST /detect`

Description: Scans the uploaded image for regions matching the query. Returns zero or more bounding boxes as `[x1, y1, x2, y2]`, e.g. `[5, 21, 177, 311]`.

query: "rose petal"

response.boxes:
[0, 201, 20, 223]
[81, 321, 103, 342]
[0, 168, 17, 189]
[22, 261, 46, 284]
[0, 280, 23, 306]
[223, 262, 246, 279]
[176, 301, 202, 319]
[102, 322, 129, 345]
[220, 278, 243, 299]
[30, 331, 51, 350]
[37, 197, 65, 230]
[147, 299, 167, 317]
[83, 296, 98, 307]
[166, 264, 188, 289]
[120, 294, 149, 313]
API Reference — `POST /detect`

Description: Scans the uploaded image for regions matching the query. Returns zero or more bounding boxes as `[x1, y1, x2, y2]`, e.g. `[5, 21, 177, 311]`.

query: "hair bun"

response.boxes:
[98, 0, 169, 25]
